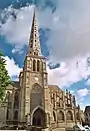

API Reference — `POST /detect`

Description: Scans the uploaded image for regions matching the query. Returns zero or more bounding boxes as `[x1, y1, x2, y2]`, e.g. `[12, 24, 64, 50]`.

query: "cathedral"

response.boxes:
[0, 9, 82, 131]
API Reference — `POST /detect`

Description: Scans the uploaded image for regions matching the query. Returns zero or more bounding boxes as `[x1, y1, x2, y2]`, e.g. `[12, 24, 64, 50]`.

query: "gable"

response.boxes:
[6, 81, 20, 90]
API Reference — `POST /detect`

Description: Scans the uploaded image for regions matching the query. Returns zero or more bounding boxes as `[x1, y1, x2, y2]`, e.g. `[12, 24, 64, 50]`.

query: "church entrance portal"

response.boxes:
[32, 107, 46, 131]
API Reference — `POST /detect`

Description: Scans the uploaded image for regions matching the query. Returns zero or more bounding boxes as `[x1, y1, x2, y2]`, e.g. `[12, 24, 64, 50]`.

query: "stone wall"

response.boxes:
[0, 103, 7, 125]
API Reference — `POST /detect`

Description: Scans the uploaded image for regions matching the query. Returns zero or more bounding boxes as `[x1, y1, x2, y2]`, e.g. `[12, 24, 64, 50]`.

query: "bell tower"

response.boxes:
[19, 8, 48, 122]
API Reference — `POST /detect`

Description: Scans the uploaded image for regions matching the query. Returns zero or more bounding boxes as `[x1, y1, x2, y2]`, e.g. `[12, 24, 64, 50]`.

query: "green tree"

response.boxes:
[0, 51, 11, 101]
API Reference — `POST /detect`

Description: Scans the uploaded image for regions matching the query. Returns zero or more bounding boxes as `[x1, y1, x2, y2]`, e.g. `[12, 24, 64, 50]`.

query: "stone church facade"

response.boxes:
[0, 9, 81, 130]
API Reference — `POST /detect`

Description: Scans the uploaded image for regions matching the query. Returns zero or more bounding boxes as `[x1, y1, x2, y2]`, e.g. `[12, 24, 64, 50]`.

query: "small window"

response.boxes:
[37, 60, 40, 72]
[86, 113, 88, 116]
[36, 52, 38, 55]
[35, 40, 36, 42]
[86, 118, 88, 121]
[32, 29, 33, 33]
[31, 39, 33, 43]
[33, 60, 36, 71]
[30, 44, 33, 48]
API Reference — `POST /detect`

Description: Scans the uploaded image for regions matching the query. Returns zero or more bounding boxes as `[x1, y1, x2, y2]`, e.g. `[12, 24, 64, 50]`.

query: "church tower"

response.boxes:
[19, 8, 48, 123]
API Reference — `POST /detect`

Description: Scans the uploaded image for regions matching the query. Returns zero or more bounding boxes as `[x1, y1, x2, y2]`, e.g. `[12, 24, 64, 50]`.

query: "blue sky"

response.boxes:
[0, 0, 90, 110]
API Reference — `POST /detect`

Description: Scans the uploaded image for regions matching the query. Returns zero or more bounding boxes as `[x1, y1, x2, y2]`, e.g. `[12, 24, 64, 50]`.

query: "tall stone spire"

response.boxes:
[27, 8, 42, 56]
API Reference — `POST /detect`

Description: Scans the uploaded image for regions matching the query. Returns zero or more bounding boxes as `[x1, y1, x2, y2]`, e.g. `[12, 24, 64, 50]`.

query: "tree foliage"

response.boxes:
[0, 51, 11, 101]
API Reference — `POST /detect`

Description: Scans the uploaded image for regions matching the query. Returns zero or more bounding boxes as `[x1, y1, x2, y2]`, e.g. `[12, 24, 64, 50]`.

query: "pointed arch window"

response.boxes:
[57, 111, 64, 121]
[37, 117, 41, 126]
[33, 59, 36, 71]
[33, 117, 36, 125]
[37, 60, 40, 72]
[67, 111, 73, 120]
[7, 91, 10, 101]
[7, 91, 11, 109]
[6, 109, 9, 120]
[14, 92, 19, 109]
[14, 110, 18, 120]
[14, 92, 19, 102]
[53, 111, 56, 122]
[76, 112, 79, 120]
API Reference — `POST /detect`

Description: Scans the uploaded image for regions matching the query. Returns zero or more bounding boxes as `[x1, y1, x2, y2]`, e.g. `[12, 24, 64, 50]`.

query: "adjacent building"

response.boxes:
[84, 106, 90, 126]
[0, 9, 82, 130]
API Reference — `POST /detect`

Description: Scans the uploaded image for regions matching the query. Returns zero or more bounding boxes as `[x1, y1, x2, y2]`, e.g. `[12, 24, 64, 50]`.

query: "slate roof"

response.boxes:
[11, 81, 20, 88]
[48, 85, 62, 92]
[84, 106, 90, 112]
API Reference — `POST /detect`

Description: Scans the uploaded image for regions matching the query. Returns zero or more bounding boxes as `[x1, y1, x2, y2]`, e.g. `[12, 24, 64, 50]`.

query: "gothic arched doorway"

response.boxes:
[32, 107, 46, 128]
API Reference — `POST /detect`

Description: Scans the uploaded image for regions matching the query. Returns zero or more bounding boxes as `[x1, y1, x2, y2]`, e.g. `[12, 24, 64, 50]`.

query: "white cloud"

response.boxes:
[75, 88, 90, 111]
[69, 90, 74, 94]
[1, 1, 90, 109]
[1, 2, 90, 88]
[4, 56, 22, 80]
[47, 54, 90, 88]
[1, 1, 90, 59]
[1, 1, 90, 112]
[12, 48, 23, 54]
[85, 79, 90, 85]
[0, 5, 35, 50]
[77, 88, 89, 98]
[79, 103, 85, 111]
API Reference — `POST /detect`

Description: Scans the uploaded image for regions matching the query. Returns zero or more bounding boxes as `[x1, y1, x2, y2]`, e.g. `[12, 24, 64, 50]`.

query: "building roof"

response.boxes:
[6, 81, 20, 90]
[84, 106, 90, 112]
[48, 85, 62, 92]
[11, 81, 20, 88]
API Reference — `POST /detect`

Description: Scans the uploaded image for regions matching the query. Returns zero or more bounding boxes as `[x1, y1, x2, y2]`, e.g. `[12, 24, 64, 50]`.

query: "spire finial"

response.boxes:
[33, 4, 36, 16]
